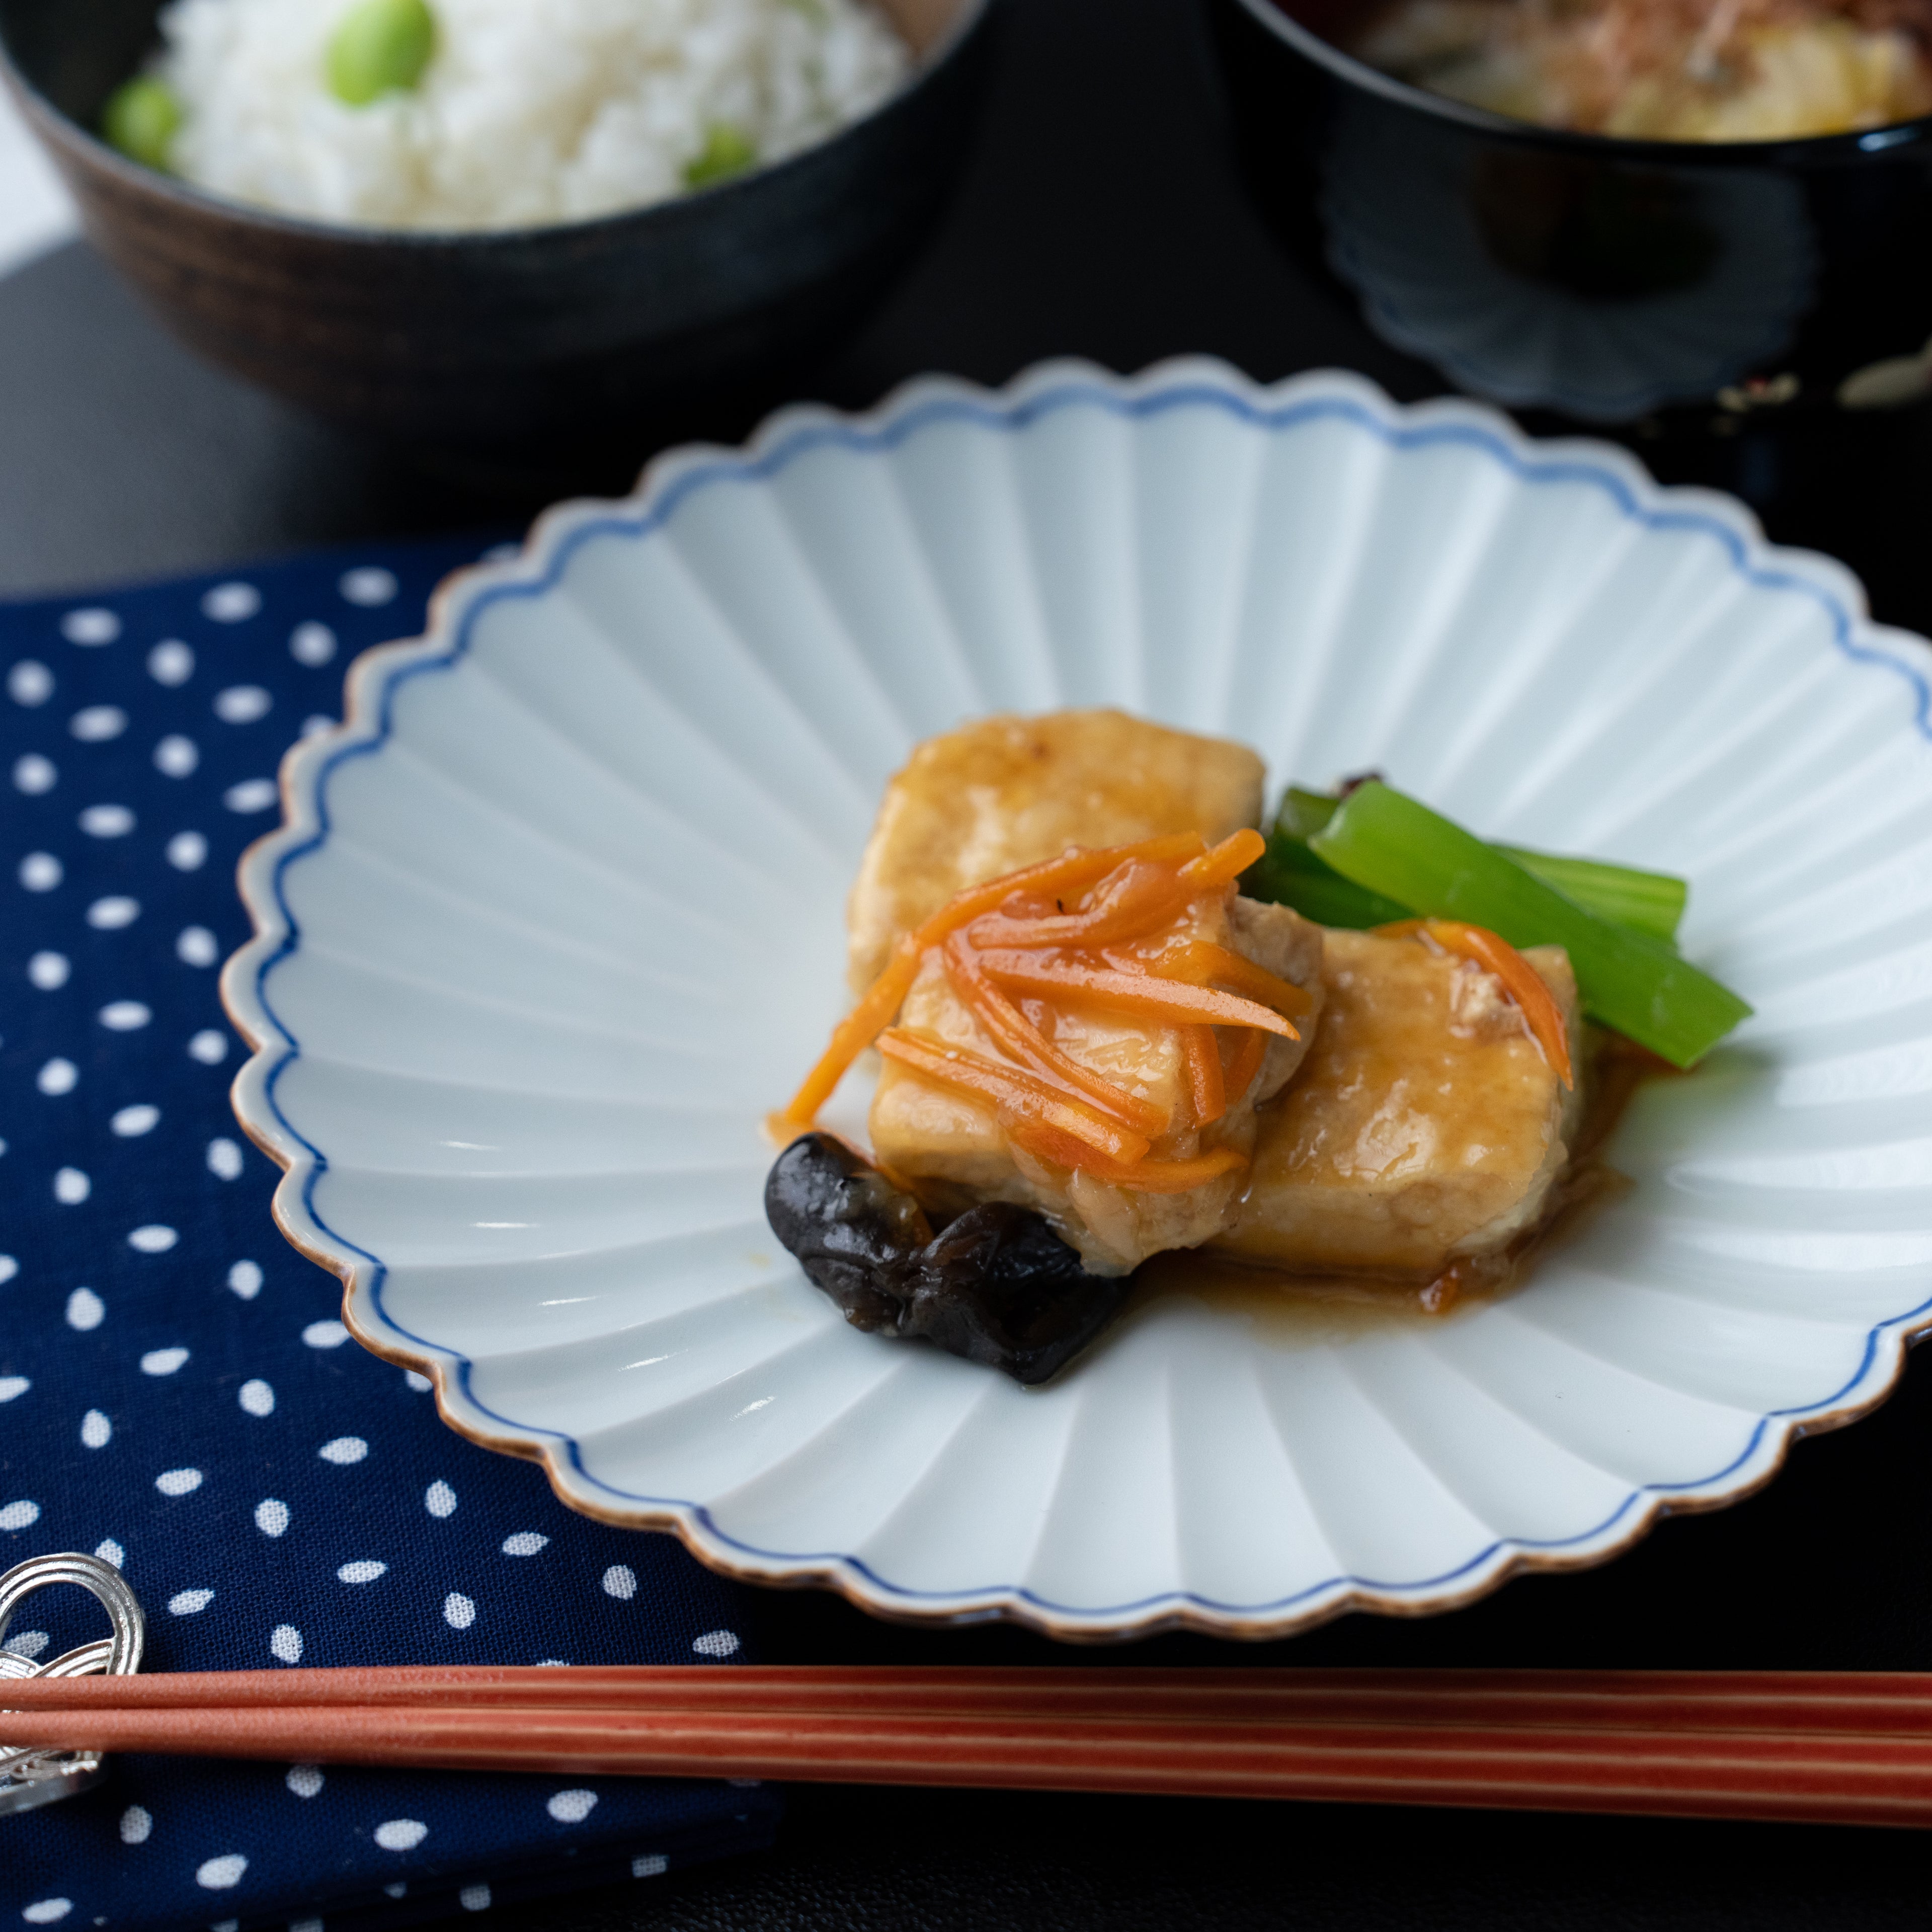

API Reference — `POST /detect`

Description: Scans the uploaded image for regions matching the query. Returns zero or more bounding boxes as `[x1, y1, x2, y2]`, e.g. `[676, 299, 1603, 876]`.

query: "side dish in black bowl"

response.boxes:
[1206, 0, 1932, 434]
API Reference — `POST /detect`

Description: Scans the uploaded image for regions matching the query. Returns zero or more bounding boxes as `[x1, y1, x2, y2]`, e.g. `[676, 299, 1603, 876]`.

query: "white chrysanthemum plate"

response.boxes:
[224, 358, 1932, 1641]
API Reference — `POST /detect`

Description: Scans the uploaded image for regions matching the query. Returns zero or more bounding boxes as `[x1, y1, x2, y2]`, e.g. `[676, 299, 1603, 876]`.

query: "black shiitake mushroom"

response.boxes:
[764, 1133, 1132, 1385]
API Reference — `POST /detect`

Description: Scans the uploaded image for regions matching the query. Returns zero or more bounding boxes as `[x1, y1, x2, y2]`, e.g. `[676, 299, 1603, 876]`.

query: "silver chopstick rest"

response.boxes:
[0, 1552, 146, 1816]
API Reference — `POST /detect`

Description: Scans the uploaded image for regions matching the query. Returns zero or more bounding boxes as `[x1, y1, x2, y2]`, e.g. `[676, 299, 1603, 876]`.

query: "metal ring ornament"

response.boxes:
[0, 1553, 146, 1816]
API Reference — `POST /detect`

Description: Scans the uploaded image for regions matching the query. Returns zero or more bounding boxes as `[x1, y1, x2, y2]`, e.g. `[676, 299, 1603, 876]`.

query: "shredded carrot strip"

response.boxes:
[913, 833, 1206, 949]
[1176, 828, 1266, 892]
[1380, 918, 1574, 1089]
[1007, 1119, 1249, 1194]
[778, 836, 1206, 1131]
[876, 1029, 1152, 1166]
[968, 860, 1195, 952]
[1128, 939, 1316, 1019]
[1222, 1026, 1266, 1110]
[976, 952, 1299, 1038]
[1182, 1026, 1226, 1126]
[777, 930, 924, 1129]
[941, 934, 1168, 1138]
[1083, 1145, 1251, 1193]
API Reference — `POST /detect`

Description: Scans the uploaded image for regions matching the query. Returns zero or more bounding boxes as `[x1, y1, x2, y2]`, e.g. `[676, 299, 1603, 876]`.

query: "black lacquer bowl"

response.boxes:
[1206, 0, 1932, 432]
[0, 0, 998, 455]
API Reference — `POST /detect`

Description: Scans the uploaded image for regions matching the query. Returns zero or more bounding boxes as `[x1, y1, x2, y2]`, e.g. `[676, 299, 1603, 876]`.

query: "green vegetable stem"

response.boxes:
[103, 75, 183, 171]
[1249, 785, 1688, 945]
[328, 0, 438, 107]
[1308, 781, 1751, 1069]
[684, 122, 758, 189]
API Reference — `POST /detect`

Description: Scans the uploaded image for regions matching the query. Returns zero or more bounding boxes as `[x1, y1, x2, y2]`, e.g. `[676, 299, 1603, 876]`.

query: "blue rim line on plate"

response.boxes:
[223, 358, 1932, 1634]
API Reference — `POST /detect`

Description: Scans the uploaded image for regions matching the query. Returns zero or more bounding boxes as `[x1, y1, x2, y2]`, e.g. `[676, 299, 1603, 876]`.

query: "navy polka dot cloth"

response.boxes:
[0, 541, 782, 1931]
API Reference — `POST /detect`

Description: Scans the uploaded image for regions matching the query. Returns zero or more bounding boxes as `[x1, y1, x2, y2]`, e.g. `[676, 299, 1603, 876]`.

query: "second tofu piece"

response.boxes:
[1213, 929, 1583, 1278]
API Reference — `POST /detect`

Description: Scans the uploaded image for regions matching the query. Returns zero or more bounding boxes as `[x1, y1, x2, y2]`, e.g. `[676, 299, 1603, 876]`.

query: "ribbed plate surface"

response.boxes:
[224, 359, 1932, 1639]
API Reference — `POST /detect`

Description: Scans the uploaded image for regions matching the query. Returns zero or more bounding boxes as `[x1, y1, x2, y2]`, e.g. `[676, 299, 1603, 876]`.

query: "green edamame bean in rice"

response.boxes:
[137, 0, 909, 230]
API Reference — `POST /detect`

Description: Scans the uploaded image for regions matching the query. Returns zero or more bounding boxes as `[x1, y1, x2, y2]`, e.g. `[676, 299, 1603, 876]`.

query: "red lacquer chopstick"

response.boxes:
[11, 1669, 1932, 1828]
[10, 1666, 1932, 1736]
[7, 1699, 1932, 1828]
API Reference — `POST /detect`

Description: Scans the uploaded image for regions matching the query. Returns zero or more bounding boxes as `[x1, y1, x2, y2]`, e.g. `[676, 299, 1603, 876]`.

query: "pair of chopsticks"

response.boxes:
[7, 1666, 1932, 1828]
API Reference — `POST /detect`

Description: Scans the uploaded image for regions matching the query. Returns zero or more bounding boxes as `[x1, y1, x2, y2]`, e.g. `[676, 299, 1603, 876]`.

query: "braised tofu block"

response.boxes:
[847, 709, 1265, 993]
[870, 898, 1325, 1275]
[1214, 930, 1583, 1277]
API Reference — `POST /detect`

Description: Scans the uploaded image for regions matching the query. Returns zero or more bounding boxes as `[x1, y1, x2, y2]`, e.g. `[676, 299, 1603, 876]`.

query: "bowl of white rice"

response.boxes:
[0, 0, 997, 450]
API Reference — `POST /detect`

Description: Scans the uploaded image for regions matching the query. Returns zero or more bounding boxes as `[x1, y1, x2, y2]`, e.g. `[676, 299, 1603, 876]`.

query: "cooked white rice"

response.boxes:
[155, 0, 912, 230]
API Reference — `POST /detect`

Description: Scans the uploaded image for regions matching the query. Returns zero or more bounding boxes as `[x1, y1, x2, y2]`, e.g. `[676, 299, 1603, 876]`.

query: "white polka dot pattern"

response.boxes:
[546, 1790, 598, 1823]
[2, 552, 776, 1927]
[340, 567, 399, 607]
[8, 659, 53, 704]
[201, 582, 262, 623]
[290, 622, 337, 666]
[147, 638, 194, 684]
[61, 607, 119, 645]
[154, 734, 199, 777]
[375, 1820, 428, 1852]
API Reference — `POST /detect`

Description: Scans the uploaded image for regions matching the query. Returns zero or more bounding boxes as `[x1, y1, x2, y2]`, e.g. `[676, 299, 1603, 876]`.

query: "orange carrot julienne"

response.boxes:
[1183, 1027, 1226, 1128]
[1125, 939, 1315, 1019]
[968, 860, 1194, 952]
[1080, 1145, 1250, 1193]
[1222, 1026, 1266, 1110]
[779, 837, 1206, 1131]
[876, 1030, 1152, 1166]
[1380, 918, 1573, 1089]
[1177, 828, 1266, 892]
[1007, 1119, 1248, 1194]
[778, 930, 924, 1129]
[941, 935, 1168, 1138]
[914, 834, 1207, 950]
[975, 953, 1299, 1039]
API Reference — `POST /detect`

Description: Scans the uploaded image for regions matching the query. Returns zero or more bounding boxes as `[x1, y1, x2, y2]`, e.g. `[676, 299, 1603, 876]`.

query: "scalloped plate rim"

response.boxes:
[220, 353, 1932, 1641]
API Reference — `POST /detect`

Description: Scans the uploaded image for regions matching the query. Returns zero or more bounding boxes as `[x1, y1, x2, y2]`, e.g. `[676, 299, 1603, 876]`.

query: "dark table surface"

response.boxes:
[7, 0, 1932, 1923]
